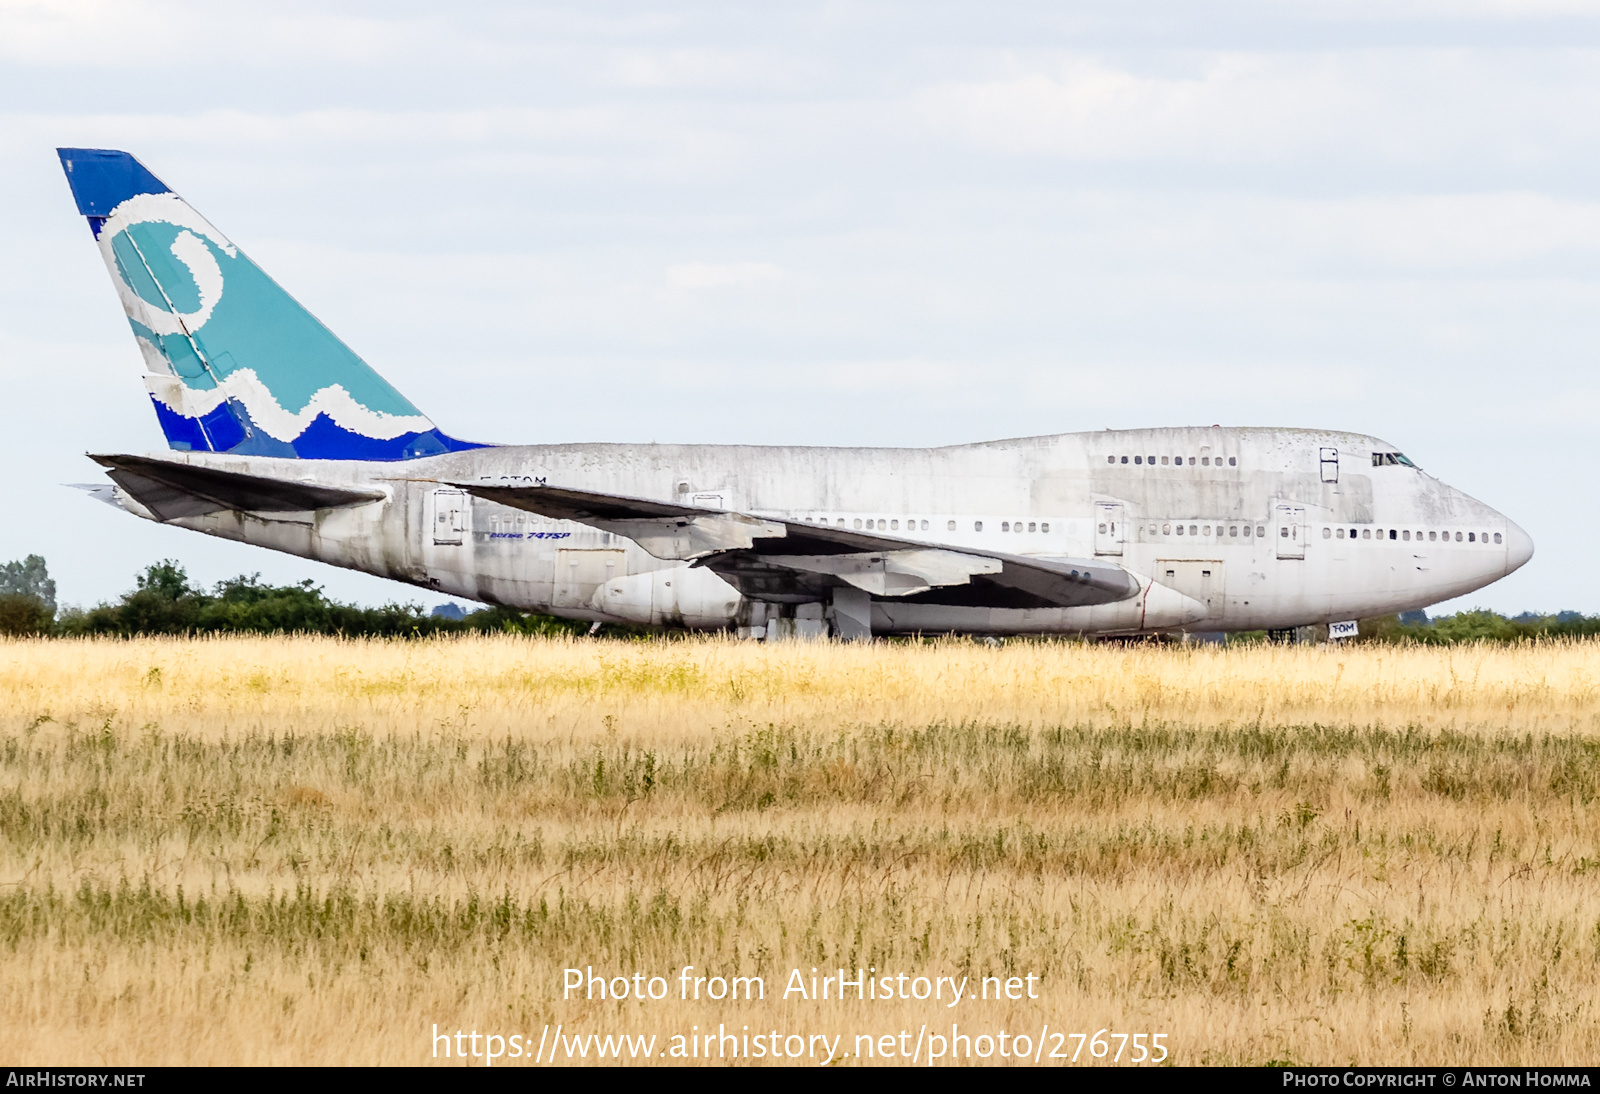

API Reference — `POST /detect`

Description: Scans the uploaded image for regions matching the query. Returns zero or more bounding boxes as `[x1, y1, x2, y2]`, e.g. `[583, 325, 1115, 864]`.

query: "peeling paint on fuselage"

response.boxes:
[125, 426, 1531, 635]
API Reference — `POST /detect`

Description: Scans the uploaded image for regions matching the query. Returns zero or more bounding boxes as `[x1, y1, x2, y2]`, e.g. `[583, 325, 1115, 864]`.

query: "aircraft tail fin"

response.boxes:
[58, 148, 483, 460]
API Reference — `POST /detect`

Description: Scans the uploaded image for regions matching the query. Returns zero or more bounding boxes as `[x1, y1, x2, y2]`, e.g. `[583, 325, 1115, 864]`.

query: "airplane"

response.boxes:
[56, 148, 1534, 640]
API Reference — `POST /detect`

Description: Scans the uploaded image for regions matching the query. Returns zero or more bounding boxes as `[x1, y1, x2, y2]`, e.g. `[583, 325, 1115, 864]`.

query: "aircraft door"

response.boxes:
[431, 489, 468, 545]
[553, 549, 627, 610]
[1320, 448, 1339, 484]
[1275, 504, 1306, 560]
[1094, 502, 1125, 556]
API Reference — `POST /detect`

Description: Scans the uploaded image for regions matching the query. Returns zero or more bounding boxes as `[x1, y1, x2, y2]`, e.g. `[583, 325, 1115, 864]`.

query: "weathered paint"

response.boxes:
[60, 150, 1529, 637]
[105, 424, 1531, 636]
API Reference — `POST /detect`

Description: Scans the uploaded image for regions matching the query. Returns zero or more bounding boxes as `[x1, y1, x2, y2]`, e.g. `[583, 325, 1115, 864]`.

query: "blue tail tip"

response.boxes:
[57, 148, 170, 218]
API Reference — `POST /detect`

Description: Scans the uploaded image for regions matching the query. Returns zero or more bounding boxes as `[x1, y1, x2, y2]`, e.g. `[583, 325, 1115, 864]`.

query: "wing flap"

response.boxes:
[767, 549, 1003, 597]
[93, 453, 385, 522]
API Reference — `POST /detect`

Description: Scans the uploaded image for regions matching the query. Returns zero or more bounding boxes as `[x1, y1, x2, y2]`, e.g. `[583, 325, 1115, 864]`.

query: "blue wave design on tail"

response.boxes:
[59, 148, 486, 461]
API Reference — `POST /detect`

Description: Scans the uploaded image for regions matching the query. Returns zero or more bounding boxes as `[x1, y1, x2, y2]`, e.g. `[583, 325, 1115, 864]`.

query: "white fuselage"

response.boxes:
[113, 426, 1532, 636]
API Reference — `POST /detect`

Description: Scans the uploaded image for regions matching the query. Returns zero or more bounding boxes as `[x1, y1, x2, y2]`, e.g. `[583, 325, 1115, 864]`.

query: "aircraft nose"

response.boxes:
[1504, 520, 1534, 574]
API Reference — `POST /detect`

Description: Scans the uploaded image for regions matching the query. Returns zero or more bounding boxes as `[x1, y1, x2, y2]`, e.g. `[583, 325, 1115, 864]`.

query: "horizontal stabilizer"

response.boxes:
[92, 454, 385, 521]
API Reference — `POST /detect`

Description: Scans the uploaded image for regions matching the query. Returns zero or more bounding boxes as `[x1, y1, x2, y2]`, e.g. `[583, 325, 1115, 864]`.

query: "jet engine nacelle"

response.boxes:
[592, 566, 743, 628]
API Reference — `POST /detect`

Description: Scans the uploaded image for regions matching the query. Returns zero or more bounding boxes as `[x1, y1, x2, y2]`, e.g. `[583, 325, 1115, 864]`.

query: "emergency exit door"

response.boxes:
[1094, 502, 1125, 556]
[431, 489, 468, 545]
[1275, 503, 1306, 560]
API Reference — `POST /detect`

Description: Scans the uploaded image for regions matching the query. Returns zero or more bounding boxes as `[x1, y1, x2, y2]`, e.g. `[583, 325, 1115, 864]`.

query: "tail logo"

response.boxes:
[103, 193, 233, 339]
[63, 147, 484, 460]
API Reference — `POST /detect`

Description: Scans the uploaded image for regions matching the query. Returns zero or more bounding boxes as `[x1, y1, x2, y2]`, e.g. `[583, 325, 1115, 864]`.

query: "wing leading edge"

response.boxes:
[456, 481, 1138, 610]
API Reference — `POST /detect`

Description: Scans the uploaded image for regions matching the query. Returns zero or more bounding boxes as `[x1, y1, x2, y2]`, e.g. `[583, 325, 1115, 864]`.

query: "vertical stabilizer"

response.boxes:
[58, 148, 482, 460]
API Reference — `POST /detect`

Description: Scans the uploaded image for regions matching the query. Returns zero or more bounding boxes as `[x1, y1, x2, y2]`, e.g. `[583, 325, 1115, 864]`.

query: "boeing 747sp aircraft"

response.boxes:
[58, 149, 1533, 639]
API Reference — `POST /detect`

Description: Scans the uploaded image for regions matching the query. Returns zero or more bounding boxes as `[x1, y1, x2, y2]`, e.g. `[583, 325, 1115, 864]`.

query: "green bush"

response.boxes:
[0, 593, 54, 636]
[56, 560, 595, 639]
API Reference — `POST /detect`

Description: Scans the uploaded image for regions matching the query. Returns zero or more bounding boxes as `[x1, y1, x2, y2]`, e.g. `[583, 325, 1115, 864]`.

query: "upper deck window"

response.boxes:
[1372, 452, 1417, 468]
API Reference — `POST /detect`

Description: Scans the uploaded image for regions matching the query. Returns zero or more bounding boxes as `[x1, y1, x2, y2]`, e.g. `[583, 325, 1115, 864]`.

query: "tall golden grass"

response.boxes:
[2, 634, 1599, 1065]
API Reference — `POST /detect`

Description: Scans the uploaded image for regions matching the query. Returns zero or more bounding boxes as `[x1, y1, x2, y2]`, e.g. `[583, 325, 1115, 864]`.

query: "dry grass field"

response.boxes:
[3, 634, 1600, 1066]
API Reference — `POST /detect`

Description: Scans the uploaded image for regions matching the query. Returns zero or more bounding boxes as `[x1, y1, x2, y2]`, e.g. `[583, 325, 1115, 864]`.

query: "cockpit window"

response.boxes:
[1372, 452, 1417, 468]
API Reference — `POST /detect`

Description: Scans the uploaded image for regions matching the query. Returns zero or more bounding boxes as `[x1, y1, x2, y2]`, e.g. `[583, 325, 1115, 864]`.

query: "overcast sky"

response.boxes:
[4, 0, 1600, 614]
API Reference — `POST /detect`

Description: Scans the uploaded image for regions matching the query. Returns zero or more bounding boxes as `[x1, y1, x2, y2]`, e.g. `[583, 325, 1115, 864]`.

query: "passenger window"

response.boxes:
[1230, 526, 1238, 537]
[1243, 525, 1251, 537]
[1402, 530, 1410, 541]
[1494, 532, 1502, 544]
[1280, 527, 1288, 538]
[1389, 530, 1396, 540]
[1322, 527, 1331, 539]
[1362, 529, 1370, 539]
[1455, 531, 1463, 542]
[1336, 528, 1345, 539]
[1190, 457, 1197, 466]
[1107, 456, 1115, 464]
[1040, 523, 1049, 532]
[1189, 525, 1198, 535]
[1002, 522, 1010, 532]
[1203, 525, 1211, 536]
[975, 521, 983, 532]
[1228, 457, 1237, 466]
[1015, 523, 1023, 533]
[921, 520, 929, 531]
[1176, 525, 1185, 535]
[1162, 524, 1171, 534]
[1146, 455, 1154, 464]
[1428, 531, 1436, 541]
[1161, 456, 1169, 465]
[1120, 456, 1128, 464]
[1467, 532, 1474, 542]
[946, 520, 956, 531]
[1134, 456, 1142, 465]
[1256, 525, 1265, 536]
[1202, 457, 1210, 466]
[854, 519, 863, 529]
[1029, 522, 1037, 532]
[889, 520, 898, 530]
[1097, 523, 1106, 534]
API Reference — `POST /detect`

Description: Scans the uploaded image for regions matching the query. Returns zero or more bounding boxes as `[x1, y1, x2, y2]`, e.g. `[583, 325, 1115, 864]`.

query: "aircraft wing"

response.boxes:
[458, 481, 1137, 609]
[91, 454, 386, 521]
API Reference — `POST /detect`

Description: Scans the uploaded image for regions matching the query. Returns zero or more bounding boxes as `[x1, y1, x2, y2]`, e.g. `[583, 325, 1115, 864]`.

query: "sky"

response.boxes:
[3, 0, 1600, 614]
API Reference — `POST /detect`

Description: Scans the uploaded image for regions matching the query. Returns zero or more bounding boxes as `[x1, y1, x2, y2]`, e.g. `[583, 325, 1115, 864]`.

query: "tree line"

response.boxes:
[1, 553, 1596, 643]
[0, 556, 589, 638]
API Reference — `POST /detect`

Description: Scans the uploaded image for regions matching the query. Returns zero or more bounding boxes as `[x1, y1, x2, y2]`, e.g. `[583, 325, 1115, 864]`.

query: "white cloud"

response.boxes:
[666, 261, 783, 289]
[919, 50, 1600, 165]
